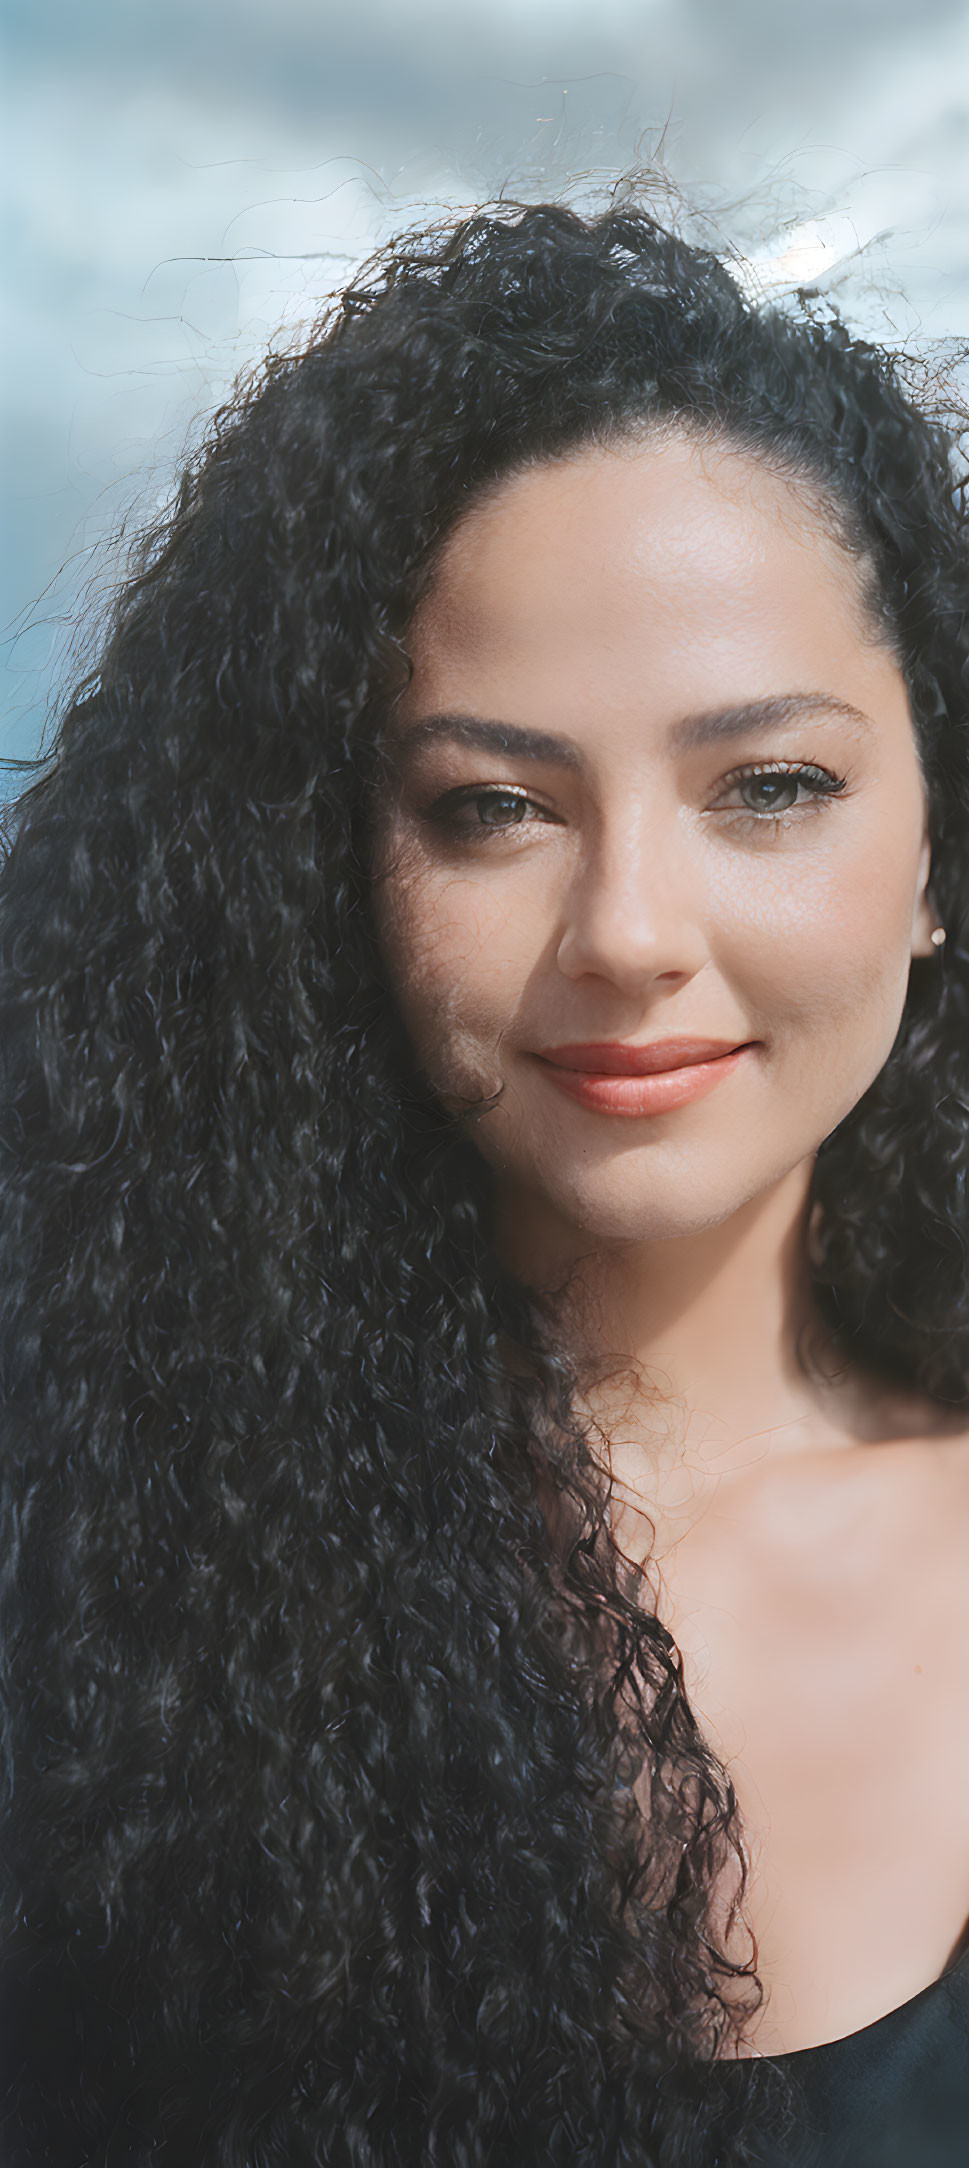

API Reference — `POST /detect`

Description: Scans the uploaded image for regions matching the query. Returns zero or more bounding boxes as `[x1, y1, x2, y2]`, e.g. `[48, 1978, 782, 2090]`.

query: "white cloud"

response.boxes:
[7, 0, 969, 763]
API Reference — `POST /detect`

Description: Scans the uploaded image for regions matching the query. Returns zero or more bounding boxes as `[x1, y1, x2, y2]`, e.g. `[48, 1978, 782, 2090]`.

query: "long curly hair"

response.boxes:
[2, 189, 968, 2168]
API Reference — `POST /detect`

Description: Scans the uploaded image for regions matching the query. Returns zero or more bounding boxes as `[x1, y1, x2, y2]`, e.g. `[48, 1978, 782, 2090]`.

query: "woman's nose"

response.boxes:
[553, 812, 707, 989]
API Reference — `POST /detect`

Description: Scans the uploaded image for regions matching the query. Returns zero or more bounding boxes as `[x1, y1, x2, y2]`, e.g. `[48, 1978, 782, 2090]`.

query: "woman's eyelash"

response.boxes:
[716, 758, 848, 817]
[423, 785, 554, 834]
[422, 760, 848, 838]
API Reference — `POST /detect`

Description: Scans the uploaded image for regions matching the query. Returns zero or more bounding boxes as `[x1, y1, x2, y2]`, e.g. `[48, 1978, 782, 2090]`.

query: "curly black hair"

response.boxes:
[1, 188, 968, 2168]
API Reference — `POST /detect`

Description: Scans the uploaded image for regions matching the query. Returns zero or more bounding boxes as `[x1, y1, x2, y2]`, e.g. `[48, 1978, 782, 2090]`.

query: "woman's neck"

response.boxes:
[492, 1154, 940, 1554]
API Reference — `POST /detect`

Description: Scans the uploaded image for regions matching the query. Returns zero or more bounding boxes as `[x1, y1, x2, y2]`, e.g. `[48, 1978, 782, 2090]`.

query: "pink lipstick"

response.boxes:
[533, 1038, 755, 1117]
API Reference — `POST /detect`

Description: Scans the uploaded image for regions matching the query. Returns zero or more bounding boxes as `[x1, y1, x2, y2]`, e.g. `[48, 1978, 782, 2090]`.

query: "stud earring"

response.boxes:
[930, 926, 947, 947]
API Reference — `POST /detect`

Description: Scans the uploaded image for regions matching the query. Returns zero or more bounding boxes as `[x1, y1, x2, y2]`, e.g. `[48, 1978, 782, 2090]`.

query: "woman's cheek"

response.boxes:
[740, 898, 913, 1118]
[376, 871, 521, 1101]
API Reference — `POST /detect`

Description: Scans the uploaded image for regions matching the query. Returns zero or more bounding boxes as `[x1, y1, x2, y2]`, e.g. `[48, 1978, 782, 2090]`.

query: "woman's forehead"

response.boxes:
[400, 435, 897, 726]
[411, 434, 871, 654]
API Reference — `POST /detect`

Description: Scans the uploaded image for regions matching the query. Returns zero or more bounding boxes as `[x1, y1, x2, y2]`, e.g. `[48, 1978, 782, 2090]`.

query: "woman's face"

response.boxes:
[368, 430, 936, 1256]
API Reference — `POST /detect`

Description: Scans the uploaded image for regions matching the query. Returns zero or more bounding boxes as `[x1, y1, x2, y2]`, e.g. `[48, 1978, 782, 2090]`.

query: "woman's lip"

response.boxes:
[536, 1039, 753, 1075]
[532, 1045, 753, 1117]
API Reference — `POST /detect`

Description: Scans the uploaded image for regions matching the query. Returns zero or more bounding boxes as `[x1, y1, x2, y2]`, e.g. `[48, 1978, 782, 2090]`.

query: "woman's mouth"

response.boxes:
[532, 1044, 756, 1117]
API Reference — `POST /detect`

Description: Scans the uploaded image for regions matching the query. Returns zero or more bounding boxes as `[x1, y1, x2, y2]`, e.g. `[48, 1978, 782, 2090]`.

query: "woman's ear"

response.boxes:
[911, 832, 942, 959]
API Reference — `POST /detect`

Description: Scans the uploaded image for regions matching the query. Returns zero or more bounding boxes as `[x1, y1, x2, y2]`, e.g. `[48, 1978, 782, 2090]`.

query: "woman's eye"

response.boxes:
[421, 761, 848, 842]
[716, 760, 848, 821]
[425, 786, 553, 835]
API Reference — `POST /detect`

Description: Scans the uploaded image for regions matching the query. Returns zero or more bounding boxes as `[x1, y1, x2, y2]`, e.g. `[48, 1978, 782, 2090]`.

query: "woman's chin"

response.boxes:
[494, 1173, 756, 1254]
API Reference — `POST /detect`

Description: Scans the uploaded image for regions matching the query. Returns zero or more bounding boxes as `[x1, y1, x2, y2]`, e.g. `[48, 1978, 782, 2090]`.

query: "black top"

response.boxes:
[3, 1932, 968, 2164]
[719, 1941, 969, 2167]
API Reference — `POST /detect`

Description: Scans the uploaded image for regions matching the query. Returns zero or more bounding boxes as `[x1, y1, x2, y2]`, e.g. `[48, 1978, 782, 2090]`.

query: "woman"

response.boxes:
[0, 192, 967, 2168]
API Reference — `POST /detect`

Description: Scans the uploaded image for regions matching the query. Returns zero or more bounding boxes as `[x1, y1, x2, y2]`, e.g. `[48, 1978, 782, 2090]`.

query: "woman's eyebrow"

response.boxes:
[387, 714, 585, 767]
[387, 693, 873, 768]
[671, 692, 873, 752]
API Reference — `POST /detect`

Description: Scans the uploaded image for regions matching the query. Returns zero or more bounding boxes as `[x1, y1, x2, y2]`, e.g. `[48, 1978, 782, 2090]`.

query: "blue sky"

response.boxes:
[5, 0, 969, 780]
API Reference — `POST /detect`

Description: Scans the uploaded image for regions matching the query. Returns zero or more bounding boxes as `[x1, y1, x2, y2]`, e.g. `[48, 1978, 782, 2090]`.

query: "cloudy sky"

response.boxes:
[5, 0, 969, 777]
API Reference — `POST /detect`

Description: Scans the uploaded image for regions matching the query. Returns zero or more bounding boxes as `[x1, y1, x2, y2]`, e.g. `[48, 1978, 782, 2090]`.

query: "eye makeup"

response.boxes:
[416, 756, 849, 844]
